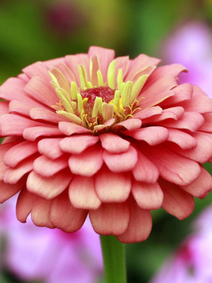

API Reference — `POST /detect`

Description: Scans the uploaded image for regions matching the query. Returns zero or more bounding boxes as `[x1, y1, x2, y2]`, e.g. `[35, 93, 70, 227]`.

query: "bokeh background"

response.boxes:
[0, 0, 212, 282]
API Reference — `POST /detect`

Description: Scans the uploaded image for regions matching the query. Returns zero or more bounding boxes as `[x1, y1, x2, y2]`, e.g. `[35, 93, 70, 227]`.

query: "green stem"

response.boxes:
[100, 235, 127, 283]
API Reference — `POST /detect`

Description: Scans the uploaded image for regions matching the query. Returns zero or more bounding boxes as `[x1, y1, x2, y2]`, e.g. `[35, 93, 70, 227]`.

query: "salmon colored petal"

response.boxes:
[126, 54, 160, 81]
[167, 129, 197, 150]
[0, 114, 44, 136]
[115, 56, 129, 78]
[27, 168, 72, 199]
[170, 132, 212, 163]
[103, 145, 138, 173]
[69, 175, 101, 209]
[199, 113, 212, 132]
[180, 85, 212, 113]
[0, 180, 24, 203]
[160, 112, 204, 132]
[4, 156, 35, 184]
[88, 46, 115, 81]
[159, 178, 195, 220]
[0, 78, 31, 102]
[38, 138, 64, 159]
[52, 63, 76, 84]
[50, 190, 87, 233]
[31, 198, 54, 228]
[30, 108, 68, 123]
[100, 132, 130, 153]
[9, 100, 48, 117]
[0, 101, 9, 115]
[144, 144, 201, 186]
[112, 118, 142, 132]
[89, 202, 130, 236]
[132, 181, 163, 210]
[160, 83, 193, 107]
[132, 150, 159, 183]
[126, 126, 168, 146]
[3, 141, 38, 167]
[60, 135, 99, 154]
[134, 106, 162, 120]
[23, 126, 62, 141]
[143, 106, 184, 123]
[117, 197, 152, 243]
[33, 155, 69, 177]
[180, 166, 212, 198]
[16, 188, 40, 222]
[24, 76, 58, 106]
[65, 54, 89, 86]
[0, 142, 18, 179]
[68, 145, 103, 177]
[95, 165, 131, 202]
[22, 61, 50, 80]
[59, 121, 92, 136]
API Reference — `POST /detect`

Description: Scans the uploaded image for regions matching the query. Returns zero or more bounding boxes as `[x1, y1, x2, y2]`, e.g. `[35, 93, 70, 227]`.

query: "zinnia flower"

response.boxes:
[0, 46, 212, 243]
[0, 197, 103, 283]
[150, 206, 212, 283]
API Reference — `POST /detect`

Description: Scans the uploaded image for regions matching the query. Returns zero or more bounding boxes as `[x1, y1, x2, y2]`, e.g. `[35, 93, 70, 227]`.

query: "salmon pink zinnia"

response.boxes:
[1, 46, 212, 243]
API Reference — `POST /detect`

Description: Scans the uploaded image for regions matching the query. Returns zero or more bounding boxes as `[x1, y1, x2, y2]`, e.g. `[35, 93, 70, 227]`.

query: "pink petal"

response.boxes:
[65, 54, 90, 86]
[30, 108, 68, 123]
[16, 188, 40, 222]
[9, 100, 48, 117]
[60, 135, 99, 154]
[68, 145, 103, 177]
[94, 118, 115, 132]
[131, 66, 156, 83]
[103, 145, 138, 173]
[95, 165, 131, 202]
[160, 83, 192, 107]
[132, 150, 159, 183]
[89, 202, 130, 236]
[52, 63, 77, 83]
[24, 76, 58, 106]
[125, 126, 169, 146]
[4, 141, 38, 167]
[125, 54, 160, 81]
[44, 57, 66, 68]
[0, 142, 18, 179]
[4, 156, 35, 184]
[159, 178, 195, 220]
[23, 126, 62, 141]
[134, 106, 162, 120]
[148, 64, 187, 84]
[117, 197, 152, 243]
[167, 129, 197, 150]
[0, 180, 24, 203]
[115, 56, 129, 78]
[199, 113, 212, 132]
[38, 138, 64, 159]
[69, 175, 101, 209]
[88, 46, 115, 81]
[0, 101, 9, 116]
[50, 190, 87, 233]
[160, 112, 204, 132]
[59, 121, 91, 136]
[31, 198, 54, 228]
[100, 132, 130, 153]
[132, 181, 163, 210]
[144, 144, 201, 186]
[0, 78, 31, 103]
[22, 61, 50, 80]
[143, 106, 184, 123]
[33, 155, 69, 177]
[180, 85, 212, 113]
[27, 168, 72, 199]
[112, 118, 142, 131]
[180, 166, 212, 198]
[0, 114, 44, 136]
[170, 132, 212, 163]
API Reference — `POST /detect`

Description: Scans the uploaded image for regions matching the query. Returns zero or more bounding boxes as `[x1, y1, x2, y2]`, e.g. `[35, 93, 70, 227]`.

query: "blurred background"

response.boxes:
[0, 0, 212, 282]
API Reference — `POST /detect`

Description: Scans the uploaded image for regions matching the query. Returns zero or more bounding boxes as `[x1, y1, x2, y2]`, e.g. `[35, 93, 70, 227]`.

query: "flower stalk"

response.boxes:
[100, 235, 127, 283]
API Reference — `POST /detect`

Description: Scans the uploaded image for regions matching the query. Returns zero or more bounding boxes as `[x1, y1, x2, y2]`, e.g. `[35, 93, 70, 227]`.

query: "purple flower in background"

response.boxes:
[150, 206, 212, 283]
[0, 197, 103, 283]
[162, 21, 212, 97]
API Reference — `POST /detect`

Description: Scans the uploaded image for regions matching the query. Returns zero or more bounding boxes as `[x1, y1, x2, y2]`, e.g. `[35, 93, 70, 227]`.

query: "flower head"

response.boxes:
[1, 46, 212, 243]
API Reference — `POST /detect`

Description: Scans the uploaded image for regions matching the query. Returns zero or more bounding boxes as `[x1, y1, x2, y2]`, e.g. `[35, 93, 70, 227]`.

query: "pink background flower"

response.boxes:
[0, 196, 103, 283]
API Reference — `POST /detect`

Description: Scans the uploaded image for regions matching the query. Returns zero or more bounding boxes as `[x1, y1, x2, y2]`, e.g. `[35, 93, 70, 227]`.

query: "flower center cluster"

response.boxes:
[50, 59, 149, 132]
